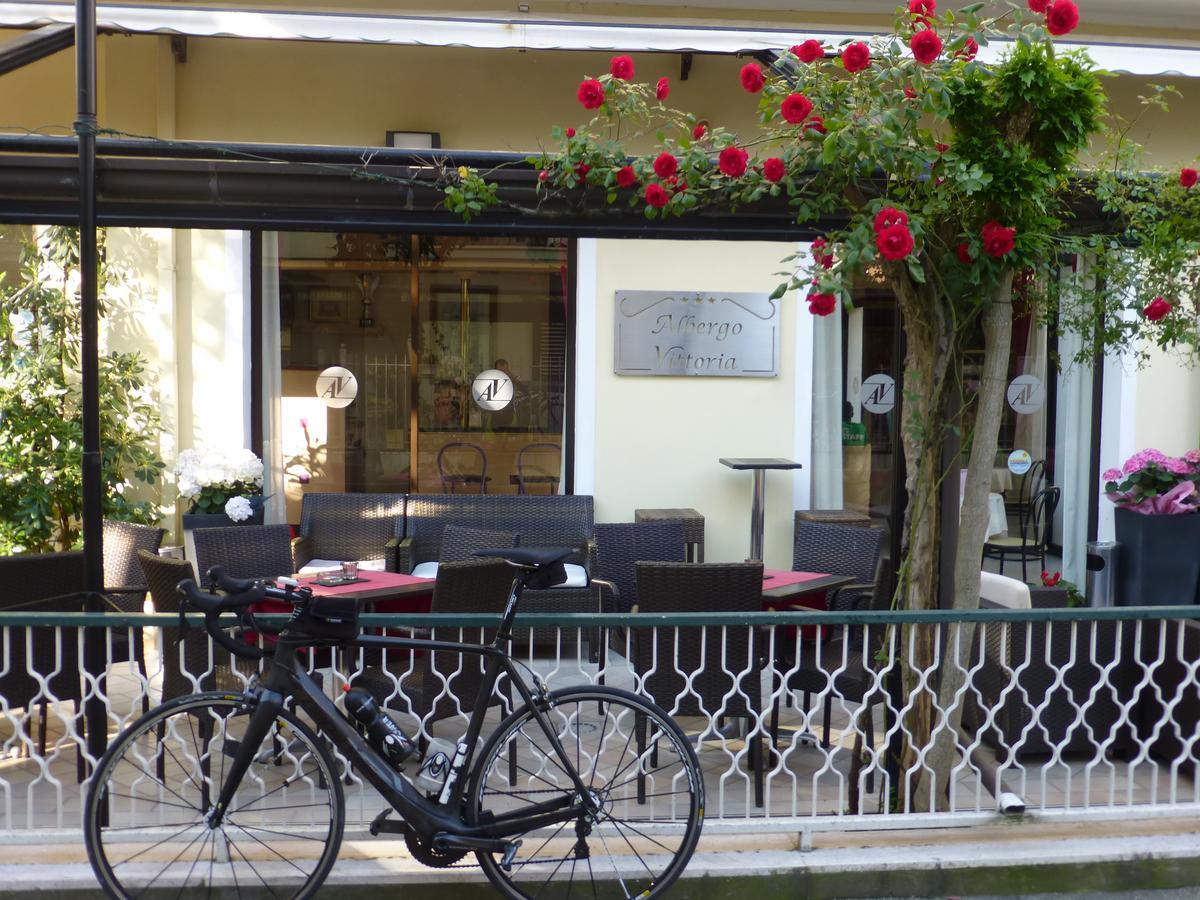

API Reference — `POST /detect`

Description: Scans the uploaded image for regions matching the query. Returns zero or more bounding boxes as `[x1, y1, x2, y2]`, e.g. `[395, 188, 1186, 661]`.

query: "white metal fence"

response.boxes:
[1, 608, 1198, 837]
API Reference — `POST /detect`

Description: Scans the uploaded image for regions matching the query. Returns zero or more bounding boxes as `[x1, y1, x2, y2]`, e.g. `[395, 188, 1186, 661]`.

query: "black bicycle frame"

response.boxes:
[212, 573, 595, 845]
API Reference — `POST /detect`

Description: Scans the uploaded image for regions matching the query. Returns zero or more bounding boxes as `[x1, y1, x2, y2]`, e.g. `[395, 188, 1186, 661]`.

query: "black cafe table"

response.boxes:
[719, 458, 804, 561]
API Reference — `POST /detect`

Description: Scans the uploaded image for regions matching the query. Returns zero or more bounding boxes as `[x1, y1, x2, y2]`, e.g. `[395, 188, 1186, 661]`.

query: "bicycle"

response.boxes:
[84, 547, 705, 899]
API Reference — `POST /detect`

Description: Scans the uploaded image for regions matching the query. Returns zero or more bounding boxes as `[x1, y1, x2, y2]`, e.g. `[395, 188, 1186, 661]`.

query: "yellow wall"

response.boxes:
[590, 239, 801, 568]
[1135, 344, 1200, 454]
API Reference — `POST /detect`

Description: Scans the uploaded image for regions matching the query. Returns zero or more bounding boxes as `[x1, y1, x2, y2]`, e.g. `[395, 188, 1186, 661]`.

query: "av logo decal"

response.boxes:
[472, 369, 514, 411]
[861, 373, 896, 415]
[315, 366, 358, 409]
[1007, 375, 1044, 415]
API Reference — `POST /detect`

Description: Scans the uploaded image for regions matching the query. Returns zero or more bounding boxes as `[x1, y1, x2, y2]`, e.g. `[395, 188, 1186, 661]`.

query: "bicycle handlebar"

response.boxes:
[176, 566, 312, 661]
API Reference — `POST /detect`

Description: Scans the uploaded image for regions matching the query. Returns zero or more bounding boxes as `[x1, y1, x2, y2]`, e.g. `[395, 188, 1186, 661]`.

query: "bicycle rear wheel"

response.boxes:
[467, 685, 704, 899]
[84, 692, 344, 899]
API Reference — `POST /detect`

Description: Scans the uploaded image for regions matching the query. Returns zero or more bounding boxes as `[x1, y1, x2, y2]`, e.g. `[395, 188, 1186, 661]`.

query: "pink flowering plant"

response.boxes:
[1103, 449, 1200, 515]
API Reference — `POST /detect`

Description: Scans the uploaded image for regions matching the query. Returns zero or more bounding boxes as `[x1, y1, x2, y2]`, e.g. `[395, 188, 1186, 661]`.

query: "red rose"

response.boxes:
[1028, 0, 1048, 11]
[877, 224, 915, 261]
[793, 39, 824, 63]
[610, 55, 635, 80]
[615, 165, 637, 189]
[812, 237, 834, 269]
[936, 142, 950, 154]
[538, 170, 549, 183]
[718, 146, 749, 178]
[1145, 297, 1172, 321]
[957, 38, 979, 60]
[981, 220, 1017, 257]
[805, 116, 827, 135]
[1045, 0, 1080, 36]
[671, 178, 688, 195]
[908, 0, 936, 17]
[644, 183, 669, 208]
[957, 242, 974, 264]
[762, 157, 786, 182]
[656, 77, 670, 101]
[911, 29, 943, 65]
[807, 292, 838, 316]
[904, 87, 918, 100]
[740, 62, 765, 93]
[653, 153, 678, 179]
[842, 42, 871, 73]
[781, 93, 814, 124]
[574, 163, 591, 184]
[1181, 168, 1198, 188]
[874, 206, 909, 233]
[692, 123, 707, 140]
[565, 127, 576, 138]
[577, 79, 605, 110]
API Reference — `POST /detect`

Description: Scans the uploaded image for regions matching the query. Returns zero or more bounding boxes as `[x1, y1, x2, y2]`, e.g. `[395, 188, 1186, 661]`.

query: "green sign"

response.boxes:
[843, 421, 867, 446]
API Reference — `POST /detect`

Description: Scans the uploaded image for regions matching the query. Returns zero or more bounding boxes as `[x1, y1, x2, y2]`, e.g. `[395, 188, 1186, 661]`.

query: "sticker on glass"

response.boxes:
[472, 369, 514, 411]
[1007, 449, 1033, 475]
[315, 366, 358, 409]
[861, 373, 896, 415]
[1006, 374, 1044, 414]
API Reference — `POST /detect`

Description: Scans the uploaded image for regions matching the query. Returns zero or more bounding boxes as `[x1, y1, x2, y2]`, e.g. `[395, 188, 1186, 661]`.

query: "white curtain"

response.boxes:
[810, 309, 844, 509]
[1056, 259, 1095, 589]
[261, 233, 287, 525]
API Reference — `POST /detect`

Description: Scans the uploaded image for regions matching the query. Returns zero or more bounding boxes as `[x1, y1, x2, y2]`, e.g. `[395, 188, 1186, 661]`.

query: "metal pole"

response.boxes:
[75, 0, 107, 773]
[749, 469, 766, 561]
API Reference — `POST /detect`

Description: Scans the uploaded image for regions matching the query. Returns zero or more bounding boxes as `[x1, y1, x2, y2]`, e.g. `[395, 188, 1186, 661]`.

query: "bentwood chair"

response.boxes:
[983, 486, 1060, 584]
[1013, 459, 1047, 537]
[511, 442, 561, 494]
[436, 441, 490, 494]
[633, 561, 769, 807]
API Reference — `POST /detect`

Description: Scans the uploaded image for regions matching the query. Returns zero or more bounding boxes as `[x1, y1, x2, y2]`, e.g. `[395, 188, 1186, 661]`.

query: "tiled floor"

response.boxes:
[0, 635, 1192, 834]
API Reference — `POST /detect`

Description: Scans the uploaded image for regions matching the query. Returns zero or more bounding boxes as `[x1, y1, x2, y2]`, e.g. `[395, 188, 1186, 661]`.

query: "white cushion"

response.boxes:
[299, 557, 389, 576]
[411, 560, 587, 587]
[980, 571, 1031, 609]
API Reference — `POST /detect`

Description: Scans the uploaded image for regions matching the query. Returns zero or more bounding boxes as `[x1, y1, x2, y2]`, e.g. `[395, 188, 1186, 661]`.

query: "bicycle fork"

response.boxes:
[205, 687, 285, 830]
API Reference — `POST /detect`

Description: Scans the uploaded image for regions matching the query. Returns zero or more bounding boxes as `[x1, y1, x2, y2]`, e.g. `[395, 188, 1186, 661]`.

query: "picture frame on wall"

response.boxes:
[308, 287, 348, 323]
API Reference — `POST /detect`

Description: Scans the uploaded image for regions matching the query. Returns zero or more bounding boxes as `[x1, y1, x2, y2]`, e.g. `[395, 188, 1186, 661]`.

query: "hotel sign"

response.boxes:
[614, 290, 779, 377]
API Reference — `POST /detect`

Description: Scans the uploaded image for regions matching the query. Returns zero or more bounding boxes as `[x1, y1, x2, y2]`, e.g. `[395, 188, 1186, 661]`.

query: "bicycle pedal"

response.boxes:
[369, 809, 406, 836]
[500, 840, 522, 872]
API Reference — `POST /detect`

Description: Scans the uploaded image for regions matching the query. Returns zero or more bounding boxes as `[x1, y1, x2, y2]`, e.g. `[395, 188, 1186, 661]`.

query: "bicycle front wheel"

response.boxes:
[467, 685, 704, 899]
[84, 691, 344, 900]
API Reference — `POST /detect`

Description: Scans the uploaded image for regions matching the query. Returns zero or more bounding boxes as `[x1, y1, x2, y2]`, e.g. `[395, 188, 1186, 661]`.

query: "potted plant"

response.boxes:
[1104, 449, 1200, 606]
[176, 446, 267, 558]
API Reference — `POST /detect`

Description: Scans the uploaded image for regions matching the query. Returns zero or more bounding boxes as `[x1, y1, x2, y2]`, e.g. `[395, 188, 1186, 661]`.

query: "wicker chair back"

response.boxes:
[594, 521, 685, 613]
[191, 524, 295, 587]
[792, 521, 886, 611]
[103, 520, 165, 604]
[295, 492, 405, 569]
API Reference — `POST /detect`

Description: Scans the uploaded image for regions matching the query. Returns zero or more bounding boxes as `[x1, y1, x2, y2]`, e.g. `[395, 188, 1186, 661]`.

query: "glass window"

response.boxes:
[268, 233, 568, 521]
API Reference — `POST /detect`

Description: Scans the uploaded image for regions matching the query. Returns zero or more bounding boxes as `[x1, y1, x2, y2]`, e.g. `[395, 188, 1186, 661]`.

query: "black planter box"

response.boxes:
[1114, 507, 1200, 606]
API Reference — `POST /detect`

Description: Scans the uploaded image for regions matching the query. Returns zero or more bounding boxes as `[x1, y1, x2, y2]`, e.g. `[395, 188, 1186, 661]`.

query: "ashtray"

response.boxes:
[314, 574, 367, 587]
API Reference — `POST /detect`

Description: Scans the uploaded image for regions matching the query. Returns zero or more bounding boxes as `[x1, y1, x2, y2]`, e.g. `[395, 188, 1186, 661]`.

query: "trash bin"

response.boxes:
[1086, 541, 1118, 607]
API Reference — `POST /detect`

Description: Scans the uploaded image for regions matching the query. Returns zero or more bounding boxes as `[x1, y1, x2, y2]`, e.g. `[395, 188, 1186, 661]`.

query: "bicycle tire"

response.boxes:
[466, 685, 704, 899]
[84, 691, 345, 900]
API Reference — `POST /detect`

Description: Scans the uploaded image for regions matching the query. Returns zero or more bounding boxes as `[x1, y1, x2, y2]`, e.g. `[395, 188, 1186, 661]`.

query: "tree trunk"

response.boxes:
[916, 272, 1014, 810]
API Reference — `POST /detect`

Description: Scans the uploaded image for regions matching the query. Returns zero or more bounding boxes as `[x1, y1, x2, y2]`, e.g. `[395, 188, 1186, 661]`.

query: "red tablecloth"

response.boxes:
[762, 568, 830, 638]
[304, 571, 432, 597]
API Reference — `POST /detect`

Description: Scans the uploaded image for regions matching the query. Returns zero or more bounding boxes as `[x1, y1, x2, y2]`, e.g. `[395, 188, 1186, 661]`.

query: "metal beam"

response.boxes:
[0, 23, 74, 75]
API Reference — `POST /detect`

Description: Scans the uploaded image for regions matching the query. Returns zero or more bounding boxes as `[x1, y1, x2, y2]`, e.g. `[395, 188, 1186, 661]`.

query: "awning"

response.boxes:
[3, 1, 1200, 77]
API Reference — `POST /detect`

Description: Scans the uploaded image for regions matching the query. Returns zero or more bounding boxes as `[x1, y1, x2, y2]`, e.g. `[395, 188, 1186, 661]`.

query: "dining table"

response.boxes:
[302, 570, 436, 612]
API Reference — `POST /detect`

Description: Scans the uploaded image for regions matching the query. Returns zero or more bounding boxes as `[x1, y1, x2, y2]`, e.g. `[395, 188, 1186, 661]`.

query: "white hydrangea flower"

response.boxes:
[225, 495, 254, 523]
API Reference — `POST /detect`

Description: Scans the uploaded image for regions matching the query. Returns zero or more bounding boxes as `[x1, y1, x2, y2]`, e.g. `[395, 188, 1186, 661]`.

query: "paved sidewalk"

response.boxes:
[2, 816, 1198, 898]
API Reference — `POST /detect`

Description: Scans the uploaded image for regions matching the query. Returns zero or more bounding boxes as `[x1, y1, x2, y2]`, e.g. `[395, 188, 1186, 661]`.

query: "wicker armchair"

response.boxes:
[0, 551, 86, 778]
[292, 492, 406, 573]
[633, 561, 769, 807]
[191, 524, 295, 587]
[594, 521, 686, 615]
[138, 550, 241, 700]
[352, 558, 516, 741]
[102, 519, 165, 696]
[400, 493, 597, 652]
[966, 596, 1138, 759]
[792, 520, 886, 611]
